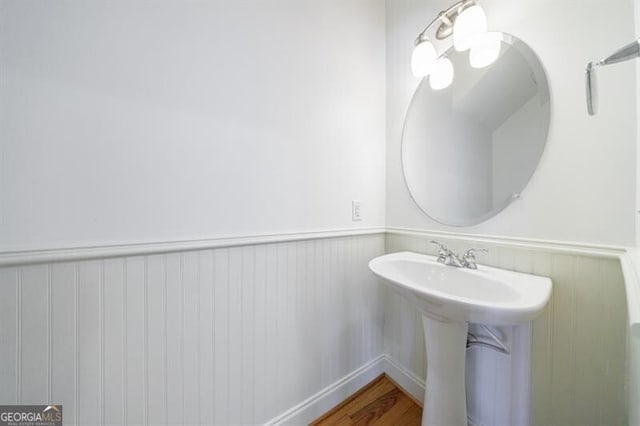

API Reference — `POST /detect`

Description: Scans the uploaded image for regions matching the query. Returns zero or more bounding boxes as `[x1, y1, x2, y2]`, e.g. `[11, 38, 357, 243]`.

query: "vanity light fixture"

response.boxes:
[429, 57, 454, 90]
[469, 31, 503, 68]
[453, 3, 487, 52]
[411, 38, 437, 77]
[411, 0, 500, 88]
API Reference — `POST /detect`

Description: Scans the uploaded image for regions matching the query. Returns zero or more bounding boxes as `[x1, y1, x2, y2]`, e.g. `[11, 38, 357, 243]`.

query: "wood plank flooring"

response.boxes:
[311, 375, 422, 426]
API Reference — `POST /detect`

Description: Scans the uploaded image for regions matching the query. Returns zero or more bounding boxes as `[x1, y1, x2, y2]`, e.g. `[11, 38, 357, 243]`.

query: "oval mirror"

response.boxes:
[402, 33, 551, 226]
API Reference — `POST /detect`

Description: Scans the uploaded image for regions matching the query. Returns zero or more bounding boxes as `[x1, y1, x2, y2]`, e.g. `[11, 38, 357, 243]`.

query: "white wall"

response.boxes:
[0, 0, 386, 252]
[0, 2, 389, 424]
[386, 0, 637, 245]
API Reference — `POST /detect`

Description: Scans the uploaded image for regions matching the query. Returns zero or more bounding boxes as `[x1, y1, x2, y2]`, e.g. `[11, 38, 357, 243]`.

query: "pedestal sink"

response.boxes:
[369, 251, 552, 426]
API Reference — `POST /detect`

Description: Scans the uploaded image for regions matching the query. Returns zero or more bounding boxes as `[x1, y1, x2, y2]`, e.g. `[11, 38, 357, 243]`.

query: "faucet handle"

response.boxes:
[430, 240, 449, 263]
[462, 248, 488, 269]
[430, 240, 448, 252]
[463, 247, 488, 257]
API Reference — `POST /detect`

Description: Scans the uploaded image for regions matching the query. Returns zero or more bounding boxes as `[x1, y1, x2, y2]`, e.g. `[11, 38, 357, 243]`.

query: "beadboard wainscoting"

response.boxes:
[383, 231, 628, 426]
[0, 233, 385, 425]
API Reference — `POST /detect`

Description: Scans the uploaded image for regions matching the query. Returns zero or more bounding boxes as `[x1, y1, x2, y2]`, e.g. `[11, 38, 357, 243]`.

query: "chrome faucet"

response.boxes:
[430, 241, 487, 269]
[430, 241, 463, 267]
[461, 248, 488, 269]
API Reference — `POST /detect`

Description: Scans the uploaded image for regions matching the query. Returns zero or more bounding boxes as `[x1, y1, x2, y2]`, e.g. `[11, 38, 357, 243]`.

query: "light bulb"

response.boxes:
[411, 40, 437, 77]
[429, 57, 454, 90]
[469, 31, 502, 68]
[453, 4, 487, 52]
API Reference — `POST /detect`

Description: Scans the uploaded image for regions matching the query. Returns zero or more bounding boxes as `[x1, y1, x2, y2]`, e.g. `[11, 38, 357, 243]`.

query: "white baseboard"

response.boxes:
[383, 355, 480, 426]
[380, 354, 425, 405]
[265, 354, 426, 426]
[264, 354, 386, 426]
[265, 354, 499, 426]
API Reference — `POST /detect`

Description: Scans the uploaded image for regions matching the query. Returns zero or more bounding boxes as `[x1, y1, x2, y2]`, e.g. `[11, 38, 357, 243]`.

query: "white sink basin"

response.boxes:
[369, 251, 552, 426]
[369, 251, 552, 325]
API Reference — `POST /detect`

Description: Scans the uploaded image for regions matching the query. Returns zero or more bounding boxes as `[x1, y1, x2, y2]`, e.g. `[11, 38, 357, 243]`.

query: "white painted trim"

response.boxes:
[264, 354, 386, 426]
[266, 354, 492, 426]
[0, 227, 386, 267]
[1, 225, 628, 267]
[264, 354, 428, 426]
[381, 354, 425, 405]
[620, 250, 640, 337]
[386, 227, 626, 258]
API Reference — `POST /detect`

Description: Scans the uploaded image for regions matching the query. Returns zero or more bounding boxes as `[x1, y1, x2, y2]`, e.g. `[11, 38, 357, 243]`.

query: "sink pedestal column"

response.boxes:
[421, 315, 469, 426]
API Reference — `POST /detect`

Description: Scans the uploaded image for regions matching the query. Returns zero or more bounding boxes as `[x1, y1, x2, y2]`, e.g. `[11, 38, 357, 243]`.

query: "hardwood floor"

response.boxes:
[311, 375, 423, 426]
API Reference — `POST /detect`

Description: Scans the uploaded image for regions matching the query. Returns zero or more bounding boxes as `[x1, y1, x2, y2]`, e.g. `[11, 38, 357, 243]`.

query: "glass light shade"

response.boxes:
[411, 40, 437, 77]
[469, 32, 502, 68]
[429, 57, 454, 90]
[453, 5, 487, 52]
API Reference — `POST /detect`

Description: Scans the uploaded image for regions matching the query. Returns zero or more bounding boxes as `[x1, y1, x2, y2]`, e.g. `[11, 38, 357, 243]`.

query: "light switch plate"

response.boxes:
[352, 200, 362, 221]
